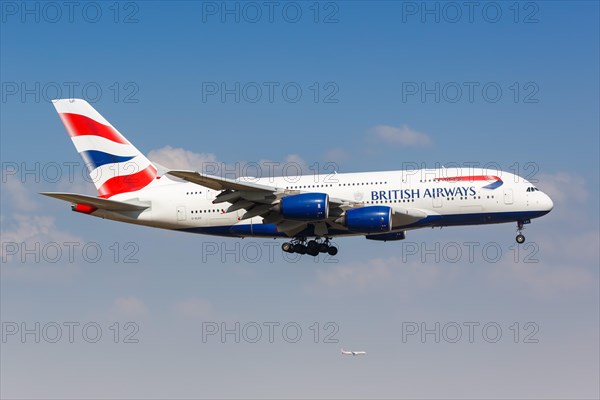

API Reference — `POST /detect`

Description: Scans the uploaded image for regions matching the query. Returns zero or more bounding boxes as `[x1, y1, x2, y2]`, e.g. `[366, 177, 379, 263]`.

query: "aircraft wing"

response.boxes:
[167, 170, 279, 192]
[167, 170, 426, 236]
[40, 192, 150, 211]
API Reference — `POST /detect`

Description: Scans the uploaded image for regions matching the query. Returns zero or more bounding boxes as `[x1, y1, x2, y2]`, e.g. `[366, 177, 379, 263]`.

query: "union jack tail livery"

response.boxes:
[52, 99, 157, 198]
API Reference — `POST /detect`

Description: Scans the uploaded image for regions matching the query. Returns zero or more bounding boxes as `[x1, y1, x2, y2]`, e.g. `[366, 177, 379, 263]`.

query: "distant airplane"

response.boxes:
[341, 348, 367, 356]
[42, 99, 554, 256]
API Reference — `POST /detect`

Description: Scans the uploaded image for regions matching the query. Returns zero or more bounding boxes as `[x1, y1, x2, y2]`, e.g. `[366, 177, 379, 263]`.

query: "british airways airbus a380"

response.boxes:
[42, 99, 554, 257]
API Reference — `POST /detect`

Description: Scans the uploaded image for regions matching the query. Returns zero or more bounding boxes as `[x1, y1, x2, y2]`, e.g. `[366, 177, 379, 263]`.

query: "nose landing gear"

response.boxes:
[515, 219, 530, 244]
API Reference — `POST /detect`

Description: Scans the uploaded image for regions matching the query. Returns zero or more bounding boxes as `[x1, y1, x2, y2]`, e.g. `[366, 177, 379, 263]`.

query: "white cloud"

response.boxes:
[148, 146, 311, 180]
[0, 176, 83, 283]
[486, 228, 598, 298]
[370, 124, 433, 147]
[172, 297, 214, 319]
[309, 256, 442, 295]
[110, 296, 149, 318]
[323, 148, 351, 164]
[2, 214, 56, 243]
[147, 145, 218, 171]
[315, 259, 393, 291]
[489, 252, 596, 298]
[0, 213, 84, 282]
[535, 171, 591, 223]
[0, 214, 83, 257]
[283, 154, 307, 169]
[309, 227, 598, 300]
[537, 171, 587, 204]
[1, 174, 83, 251]
[250, 154, 310, 178]
[2, 178, 38, 212]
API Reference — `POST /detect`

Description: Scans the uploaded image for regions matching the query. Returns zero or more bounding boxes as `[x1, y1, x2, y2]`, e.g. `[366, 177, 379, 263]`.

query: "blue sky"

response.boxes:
[1, 1, 599, 399]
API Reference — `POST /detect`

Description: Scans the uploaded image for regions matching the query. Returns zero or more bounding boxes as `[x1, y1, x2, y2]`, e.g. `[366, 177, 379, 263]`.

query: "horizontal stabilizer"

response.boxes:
[40, 192, 149, 211]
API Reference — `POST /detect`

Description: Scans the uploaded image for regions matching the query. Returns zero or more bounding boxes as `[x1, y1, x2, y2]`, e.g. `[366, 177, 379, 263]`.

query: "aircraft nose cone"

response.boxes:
[541, 192, 554, 213]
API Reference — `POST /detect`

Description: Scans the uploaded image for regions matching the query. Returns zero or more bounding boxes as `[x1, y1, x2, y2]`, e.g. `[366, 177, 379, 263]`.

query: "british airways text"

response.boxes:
[371, 186, 477, 201]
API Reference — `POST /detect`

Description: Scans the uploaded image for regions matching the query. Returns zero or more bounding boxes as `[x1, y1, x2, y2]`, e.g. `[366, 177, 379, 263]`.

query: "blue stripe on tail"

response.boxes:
[79, 150, 135, 171]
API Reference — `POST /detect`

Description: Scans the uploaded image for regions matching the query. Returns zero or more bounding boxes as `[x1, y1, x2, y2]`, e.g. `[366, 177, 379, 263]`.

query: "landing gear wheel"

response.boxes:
[282, 242, 294, 253]
[307, 247, 319, 257]
[318, 243, 329, 253]
[293, 244, 307, 254]
[327, 246, 338, 256]
[516, 234, 525, 244]
[307, 240, 319, 253]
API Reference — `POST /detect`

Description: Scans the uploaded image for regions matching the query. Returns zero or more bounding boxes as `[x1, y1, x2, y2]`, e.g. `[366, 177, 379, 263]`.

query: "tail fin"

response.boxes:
[52, 99, 157, 198]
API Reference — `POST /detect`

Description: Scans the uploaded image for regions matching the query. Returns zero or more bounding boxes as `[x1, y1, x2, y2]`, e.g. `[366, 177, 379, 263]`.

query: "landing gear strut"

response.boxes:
[515, 220, 526, 244]
[281, 237, 338, 257]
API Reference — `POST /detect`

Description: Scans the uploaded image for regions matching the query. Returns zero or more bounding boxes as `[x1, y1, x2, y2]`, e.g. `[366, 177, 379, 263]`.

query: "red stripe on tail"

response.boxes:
[58, 113, 129, 144]
[98, 165, 157, 197]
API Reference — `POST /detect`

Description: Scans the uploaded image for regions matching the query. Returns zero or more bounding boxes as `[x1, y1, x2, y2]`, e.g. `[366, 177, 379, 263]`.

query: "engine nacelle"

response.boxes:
[280, 193, 329, 221]
[365, 231, 405, 241]
[340, 206, 392, 233]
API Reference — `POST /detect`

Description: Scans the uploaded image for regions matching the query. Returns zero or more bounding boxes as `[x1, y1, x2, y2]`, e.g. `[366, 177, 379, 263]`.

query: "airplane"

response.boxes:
[41, 99, 554, 257]
[341, 349, 367, 356]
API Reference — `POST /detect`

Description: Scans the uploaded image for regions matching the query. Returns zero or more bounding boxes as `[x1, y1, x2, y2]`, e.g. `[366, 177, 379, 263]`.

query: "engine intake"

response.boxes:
[338, 206, 392, 233]
[280, 193, 329, 221]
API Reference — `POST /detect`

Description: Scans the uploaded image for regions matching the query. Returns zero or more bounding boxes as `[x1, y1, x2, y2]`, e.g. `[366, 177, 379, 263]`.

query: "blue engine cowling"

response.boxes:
[280, 193, 329, 220]
[344, 206, 392, 233]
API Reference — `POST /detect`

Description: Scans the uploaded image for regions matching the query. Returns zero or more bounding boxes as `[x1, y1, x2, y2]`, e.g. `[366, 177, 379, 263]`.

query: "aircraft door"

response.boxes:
[503, 189, 514, 205]
[176, 206, 187, 221]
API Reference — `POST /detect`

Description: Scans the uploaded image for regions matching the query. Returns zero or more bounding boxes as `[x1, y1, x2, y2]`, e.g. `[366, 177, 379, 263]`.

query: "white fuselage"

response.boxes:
[96, 167, 553, 239]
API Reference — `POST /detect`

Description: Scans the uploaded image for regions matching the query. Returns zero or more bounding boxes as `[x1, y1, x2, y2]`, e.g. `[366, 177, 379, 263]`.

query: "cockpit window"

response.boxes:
[526, 187, 540, 192]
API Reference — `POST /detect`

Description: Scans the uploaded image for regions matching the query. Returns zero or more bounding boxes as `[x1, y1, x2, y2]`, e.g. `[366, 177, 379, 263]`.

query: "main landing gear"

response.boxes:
[281, 237, 338, 257]
[515, 219, 530, 244]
